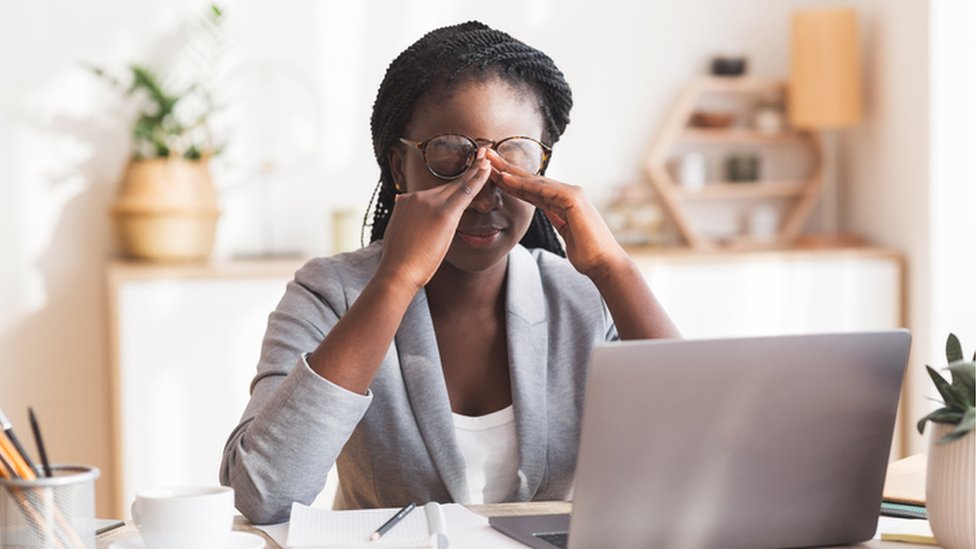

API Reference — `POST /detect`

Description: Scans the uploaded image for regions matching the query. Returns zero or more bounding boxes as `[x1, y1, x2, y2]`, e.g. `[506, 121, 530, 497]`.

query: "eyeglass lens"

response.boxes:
[424, 135, 476, 178]
[424, 135, 544, 178]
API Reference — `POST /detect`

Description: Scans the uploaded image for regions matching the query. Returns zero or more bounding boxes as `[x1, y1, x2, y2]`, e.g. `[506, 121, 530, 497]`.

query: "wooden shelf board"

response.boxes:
[676, 181, 808, 200]
[107, 256, 308, 282]
[713, 237, 791, 251]
[623, 244, 903, 264]
[695, 76, 786, 93]
[680, 129, 810, 144]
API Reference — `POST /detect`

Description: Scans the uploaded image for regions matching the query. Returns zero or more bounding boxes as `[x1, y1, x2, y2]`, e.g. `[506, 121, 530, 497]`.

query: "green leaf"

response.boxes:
[85, 63, 124, 89]
[946, 333, 963, 362]
[128, 65, 178, 118]
[926, 365, 956, 404]
[937, 430, 970, 444]
[924, 365, 969, 411]
[953, 407, 976, 433]
[929, 409, 964, 423]
[917, 409, 965, 434]
[948, 362, 976, 406]
[937, 409, 974, 444]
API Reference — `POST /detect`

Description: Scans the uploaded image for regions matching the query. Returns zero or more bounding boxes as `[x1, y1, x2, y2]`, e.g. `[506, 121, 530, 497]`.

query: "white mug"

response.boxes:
[131, 486, 234, 549]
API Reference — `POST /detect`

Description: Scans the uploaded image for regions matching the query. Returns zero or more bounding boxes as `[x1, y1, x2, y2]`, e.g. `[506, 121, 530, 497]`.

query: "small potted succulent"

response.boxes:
[916, 334, 975, 549]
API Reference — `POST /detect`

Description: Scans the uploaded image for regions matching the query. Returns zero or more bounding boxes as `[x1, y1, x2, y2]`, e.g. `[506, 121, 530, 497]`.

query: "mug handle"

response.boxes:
[130, 499, 142, 528]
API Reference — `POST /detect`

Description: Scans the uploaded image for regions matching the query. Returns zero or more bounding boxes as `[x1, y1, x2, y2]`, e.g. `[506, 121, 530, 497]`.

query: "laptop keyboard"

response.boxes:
[534, 531, 569, 548]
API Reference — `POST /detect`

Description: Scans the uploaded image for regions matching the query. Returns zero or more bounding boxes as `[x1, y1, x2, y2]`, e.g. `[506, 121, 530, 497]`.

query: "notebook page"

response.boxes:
[287, 502, 436, 548]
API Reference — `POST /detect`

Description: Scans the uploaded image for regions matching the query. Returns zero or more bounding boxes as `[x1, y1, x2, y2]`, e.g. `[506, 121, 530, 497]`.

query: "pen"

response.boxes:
[0, 408, 38, 478]
[28, 407, 52, 478]
[369, 501, 416, 541]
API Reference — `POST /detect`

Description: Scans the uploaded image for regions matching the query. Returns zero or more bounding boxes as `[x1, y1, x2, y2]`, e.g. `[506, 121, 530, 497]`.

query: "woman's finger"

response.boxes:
[485, 147, 535, 177]
[443, 154, 492, 208]
[486, 150, 574, 209]
[544, 209, 567, 233]
[497, 170, 574, 216]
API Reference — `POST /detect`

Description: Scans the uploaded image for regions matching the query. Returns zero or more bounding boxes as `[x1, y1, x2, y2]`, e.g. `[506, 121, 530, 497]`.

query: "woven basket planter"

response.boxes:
[111, 158, 220, 261]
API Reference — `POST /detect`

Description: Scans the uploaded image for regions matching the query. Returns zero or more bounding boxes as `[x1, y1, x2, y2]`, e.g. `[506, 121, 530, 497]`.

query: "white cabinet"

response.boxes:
[107, 260, 303, 518]
[630, 247, 903, 338]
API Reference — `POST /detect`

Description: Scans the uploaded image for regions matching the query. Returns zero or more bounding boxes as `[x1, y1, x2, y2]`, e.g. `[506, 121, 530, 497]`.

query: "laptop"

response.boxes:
[490, 331, 911, 549]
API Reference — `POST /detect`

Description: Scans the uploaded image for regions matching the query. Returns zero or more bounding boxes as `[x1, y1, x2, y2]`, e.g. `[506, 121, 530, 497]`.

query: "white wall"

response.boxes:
[845, 0, 976, 455]
[924, 0, 976, 452]
[844, 0, 931, 456]
[0, 0, 940, 515]
[208, 0, 844, 257]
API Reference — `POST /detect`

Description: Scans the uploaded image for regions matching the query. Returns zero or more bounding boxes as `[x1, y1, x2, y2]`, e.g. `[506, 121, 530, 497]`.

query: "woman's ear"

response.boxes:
[388, 147, 406, 193]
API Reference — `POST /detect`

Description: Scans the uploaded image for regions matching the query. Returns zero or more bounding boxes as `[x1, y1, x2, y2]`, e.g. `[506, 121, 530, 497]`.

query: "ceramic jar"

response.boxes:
[926, 423, 975, 549]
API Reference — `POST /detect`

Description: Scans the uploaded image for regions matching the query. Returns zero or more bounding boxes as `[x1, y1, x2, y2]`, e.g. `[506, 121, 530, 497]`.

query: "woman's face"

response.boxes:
[390, 77, 543, 275]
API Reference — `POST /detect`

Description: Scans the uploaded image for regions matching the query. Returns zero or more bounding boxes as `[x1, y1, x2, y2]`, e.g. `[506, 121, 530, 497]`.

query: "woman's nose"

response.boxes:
[468, 179, 502, 212]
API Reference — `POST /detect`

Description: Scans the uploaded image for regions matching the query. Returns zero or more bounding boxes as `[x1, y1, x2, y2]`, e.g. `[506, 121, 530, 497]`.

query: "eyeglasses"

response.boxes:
[399, 133, 552, 180]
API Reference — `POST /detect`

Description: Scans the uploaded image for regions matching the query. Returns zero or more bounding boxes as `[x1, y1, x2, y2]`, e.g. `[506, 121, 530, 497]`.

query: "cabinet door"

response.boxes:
[637, 255, 901, 338]
[114, 276, 289, 516]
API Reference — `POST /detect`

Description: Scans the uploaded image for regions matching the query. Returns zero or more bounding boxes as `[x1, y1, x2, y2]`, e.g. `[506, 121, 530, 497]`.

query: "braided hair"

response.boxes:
[365, 21, 572, 257]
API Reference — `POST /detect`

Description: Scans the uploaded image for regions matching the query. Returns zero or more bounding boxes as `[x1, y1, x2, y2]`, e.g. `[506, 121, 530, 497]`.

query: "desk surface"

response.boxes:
[95, 501, 936, 548]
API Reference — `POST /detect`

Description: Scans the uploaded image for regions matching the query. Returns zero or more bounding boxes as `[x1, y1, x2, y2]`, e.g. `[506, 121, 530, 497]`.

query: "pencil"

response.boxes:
[0, 447, 17, 479]
[0, 408, 39, 477]
[0, 430, 73, 549]
[28, 408, 52, 478]
[0, 431, 36, 480]
[370, 501, 416, 541]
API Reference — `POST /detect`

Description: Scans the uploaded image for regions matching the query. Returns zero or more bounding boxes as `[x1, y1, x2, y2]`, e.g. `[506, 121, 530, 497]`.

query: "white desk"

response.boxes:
[95, 502, 938, 548]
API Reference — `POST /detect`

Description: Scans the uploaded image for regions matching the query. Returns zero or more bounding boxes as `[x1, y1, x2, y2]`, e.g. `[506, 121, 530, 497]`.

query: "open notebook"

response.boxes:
[286, 502, 448, 548]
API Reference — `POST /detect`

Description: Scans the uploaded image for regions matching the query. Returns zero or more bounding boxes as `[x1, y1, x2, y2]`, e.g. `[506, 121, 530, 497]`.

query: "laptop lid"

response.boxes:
[560, 330, 910, 549]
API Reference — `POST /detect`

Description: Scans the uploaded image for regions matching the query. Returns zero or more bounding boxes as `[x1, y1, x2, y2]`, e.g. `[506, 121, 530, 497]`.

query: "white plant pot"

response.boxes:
[926, 423, 976, 549]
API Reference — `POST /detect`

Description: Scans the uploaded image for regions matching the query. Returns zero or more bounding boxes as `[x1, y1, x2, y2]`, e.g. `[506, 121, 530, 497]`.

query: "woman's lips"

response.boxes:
[457, 227, 503, 248]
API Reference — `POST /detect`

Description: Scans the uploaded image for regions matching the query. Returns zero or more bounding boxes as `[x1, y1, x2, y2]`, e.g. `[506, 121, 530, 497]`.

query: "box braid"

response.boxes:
[364, 21, 572, 257]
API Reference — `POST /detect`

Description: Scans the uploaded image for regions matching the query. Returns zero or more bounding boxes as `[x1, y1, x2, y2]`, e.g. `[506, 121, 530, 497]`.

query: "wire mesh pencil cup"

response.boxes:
[0, 465, 100, 549]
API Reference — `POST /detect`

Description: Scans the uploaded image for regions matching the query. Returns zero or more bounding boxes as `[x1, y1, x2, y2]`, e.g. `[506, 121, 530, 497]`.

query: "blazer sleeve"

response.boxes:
[219, 258, 373, 524]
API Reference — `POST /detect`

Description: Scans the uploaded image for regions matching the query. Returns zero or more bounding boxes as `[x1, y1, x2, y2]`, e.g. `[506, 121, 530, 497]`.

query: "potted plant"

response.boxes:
[917, 334, 975, 549]
[92, 5, 225, 261]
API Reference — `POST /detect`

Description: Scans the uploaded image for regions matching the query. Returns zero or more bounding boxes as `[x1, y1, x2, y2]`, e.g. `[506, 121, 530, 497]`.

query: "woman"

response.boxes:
[220, 21, 679, 524]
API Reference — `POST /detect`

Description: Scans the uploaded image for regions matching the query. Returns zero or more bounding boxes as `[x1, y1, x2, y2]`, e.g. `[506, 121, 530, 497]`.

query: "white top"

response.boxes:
[452, 405, 519, 504]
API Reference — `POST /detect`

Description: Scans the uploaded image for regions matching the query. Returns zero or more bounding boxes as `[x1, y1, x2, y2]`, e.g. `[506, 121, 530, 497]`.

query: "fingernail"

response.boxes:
[477, 148, 486, 159]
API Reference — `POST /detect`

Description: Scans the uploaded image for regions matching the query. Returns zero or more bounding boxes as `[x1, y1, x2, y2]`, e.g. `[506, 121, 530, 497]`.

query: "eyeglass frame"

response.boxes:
[398, 133, 553, 180]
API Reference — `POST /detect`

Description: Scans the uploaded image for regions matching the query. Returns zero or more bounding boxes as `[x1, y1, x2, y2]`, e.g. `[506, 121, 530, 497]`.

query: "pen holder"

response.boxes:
[0, 465, 100, 549]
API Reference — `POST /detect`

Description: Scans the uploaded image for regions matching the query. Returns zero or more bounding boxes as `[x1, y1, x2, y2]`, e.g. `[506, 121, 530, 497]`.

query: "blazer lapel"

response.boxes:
[505, 246, 550, 500]
[395, 289, 471, 503]
[395, 246, 550, 503]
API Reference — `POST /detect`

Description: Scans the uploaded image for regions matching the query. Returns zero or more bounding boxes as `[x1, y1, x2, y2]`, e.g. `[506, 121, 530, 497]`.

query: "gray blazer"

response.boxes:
[220, 242, 617, 524]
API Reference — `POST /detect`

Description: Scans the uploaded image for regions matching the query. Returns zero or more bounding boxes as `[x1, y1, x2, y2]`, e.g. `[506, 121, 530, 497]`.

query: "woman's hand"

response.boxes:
[377, 148, 492, 291]
[488, 149, 680, 339]
[487, 149, 628, 282]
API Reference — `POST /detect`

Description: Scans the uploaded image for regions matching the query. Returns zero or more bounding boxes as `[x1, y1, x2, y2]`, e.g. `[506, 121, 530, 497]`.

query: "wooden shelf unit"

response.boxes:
[646, 76, 824, 250]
